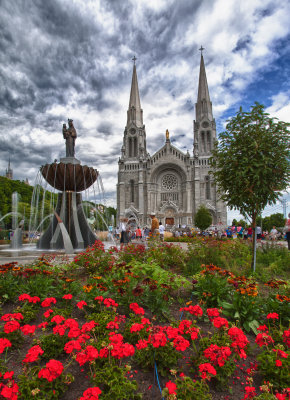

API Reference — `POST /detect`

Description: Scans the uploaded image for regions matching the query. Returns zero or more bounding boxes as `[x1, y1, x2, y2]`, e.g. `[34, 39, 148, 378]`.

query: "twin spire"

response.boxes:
[127, 57, 143, 127]
[127, 49, 213, 127]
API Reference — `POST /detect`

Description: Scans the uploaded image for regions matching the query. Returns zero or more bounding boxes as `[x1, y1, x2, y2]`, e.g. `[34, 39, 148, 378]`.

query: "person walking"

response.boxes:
[150, 213, 159, 238]
[159, 221, 165, 241]
[120, 218, 129, 245]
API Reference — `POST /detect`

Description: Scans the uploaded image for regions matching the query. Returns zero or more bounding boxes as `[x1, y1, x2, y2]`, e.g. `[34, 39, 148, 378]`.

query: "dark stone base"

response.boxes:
[37, 192, 97, 250]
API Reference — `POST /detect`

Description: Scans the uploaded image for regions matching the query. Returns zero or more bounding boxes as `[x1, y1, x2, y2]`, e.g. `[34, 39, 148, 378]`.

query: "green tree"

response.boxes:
[194, 205, 212, 231]
[210, 103, 290, 270]
[232, 218, 238, 226]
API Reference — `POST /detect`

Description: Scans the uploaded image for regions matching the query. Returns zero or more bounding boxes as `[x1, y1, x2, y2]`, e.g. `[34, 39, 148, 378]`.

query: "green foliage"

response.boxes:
[257, 346, 290, 389]
[210, 103, 290, 268]
[163, 376, 212, 400]
[194, 205, 212, 231]
[91, 364, 142, 400]
[134, 343, 181, 376]
[220, 292, 261, 334]
[35, 333, 68, 359]
[18, 366, 74, 400]
[16, 303, 40, 323]
[193, 274, 231, 308]
[146, 243, 186, 271]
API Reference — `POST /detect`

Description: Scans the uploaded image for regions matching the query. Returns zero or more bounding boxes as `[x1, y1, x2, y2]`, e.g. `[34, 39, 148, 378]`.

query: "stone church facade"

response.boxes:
[117, 54, 227, 228]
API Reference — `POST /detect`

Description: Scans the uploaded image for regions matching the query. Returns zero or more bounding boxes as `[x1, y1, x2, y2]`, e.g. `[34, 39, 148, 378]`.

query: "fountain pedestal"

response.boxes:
[37, 191, 97, 250]
[37, 150, 99, 251]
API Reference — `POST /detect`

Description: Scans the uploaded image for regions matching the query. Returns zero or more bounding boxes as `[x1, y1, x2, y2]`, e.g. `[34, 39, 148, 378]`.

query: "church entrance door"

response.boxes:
[165, 217, 174, 226]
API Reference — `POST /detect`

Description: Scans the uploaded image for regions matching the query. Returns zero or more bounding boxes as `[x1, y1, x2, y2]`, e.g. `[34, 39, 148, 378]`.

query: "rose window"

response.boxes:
[161, 174, 178, 191]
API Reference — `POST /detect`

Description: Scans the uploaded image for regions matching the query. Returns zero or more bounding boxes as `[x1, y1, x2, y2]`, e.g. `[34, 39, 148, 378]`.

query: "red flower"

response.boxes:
[81, 321, 96, 333]
[129, 302, 145, 315]
[51, 315, 65, 325]
[198, 363, 217, 380]
[94, 296, 104, 303]
[150, 332, 167, 348]
[20, 324, 36, 335]
[64, 340, 82, 354]
[130, 323, 144, 333]
[165, 380, 177, 394]
[4, 320, 20, 334]
[212, 317, 229, 329]
[1, 313, 23, 321]
[106, 321, 119, 330]
[255, 333, 274, 347]
[79, 387, 102, 400]
[203, 344, 231, 367]
[62, 294, 73, 300]
[23, 345, 44, 363]
[76, 300, 87, 309]
[38, 359, 64, 382]
[282, 329, 290, 348]
[206, 308, 220, 320]
[136, 339, 148, 349]
[257, 324, 269, 332]
[275, 359, 282, 367]
[41, 297, 57, 307]
[103, 298, 118, 308]
[244, 386, 256, 399]
[180, 304, 203, 317]
[43, 309, 54, 318]
[173, 335, 190, 351]
[266, 312, 279, 320]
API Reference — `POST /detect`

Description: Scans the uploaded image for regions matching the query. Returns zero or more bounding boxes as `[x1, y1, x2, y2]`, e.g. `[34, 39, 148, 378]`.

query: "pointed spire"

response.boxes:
[196, 49, 213, 121]
[127, 58, 143, 127]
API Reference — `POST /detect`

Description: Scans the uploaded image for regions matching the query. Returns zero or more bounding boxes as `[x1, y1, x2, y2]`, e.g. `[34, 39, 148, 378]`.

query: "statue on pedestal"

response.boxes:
[63, 119, 77, 157]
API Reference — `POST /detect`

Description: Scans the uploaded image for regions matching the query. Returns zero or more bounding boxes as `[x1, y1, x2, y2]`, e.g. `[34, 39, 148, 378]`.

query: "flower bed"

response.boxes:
[0, 241, 289, 399]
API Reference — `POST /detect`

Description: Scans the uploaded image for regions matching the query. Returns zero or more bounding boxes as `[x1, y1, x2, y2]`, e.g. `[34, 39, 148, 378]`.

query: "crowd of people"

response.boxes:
[113, 213, 290, 250]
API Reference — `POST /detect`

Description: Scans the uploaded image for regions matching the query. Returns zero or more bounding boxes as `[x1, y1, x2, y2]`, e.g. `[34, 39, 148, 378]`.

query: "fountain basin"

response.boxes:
[40, 162, 98, 192]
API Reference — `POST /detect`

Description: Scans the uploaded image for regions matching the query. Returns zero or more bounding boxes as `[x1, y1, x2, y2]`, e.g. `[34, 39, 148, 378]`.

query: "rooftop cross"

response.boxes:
[199, 45, 205, 55]
[132, 55, 137, 65]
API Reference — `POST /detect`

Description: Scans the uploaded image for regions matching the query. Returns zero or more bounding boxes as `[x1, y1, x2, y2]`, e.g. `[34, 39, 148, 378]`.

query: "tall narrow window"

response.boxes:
[133, 137, 137, 157]
[128, 138, 132, 157]
[205, 176, 211, 199]
[207, 131, 211, 151]
[201, 131, 205, 153]
[130, 180, 134, 202]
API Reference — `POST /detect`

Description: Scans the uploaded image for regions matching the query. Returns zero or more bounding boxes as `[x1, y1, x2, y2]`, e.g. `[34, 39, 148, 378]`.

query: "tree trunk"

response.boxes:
[251, 213, 257, 271]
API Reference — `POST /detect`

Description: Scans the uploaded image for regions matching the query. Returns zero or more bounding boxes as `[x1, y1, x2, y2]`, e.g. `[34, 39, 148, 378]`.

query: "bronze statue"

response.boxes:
[166, 129, 170, 140]
[63, 119, 77, 157]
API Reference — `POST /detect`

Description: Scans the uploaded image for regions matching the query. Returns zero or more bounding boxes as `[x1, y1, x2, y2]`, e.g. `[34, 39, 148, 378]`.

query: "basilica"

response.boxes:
[117, 53, 227, 228]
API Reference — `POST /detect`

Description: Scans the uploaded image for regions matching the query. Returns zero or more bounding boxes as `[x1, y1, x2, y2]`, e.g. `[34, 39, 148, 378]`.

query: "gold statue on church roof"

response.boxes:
[166, 129, 169, 140]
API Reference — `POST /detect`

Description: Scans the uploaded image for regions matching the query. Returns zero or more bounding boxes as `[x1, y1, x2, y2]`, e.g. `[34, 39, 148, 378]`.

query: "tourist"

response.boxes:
[120, 218, 129, 245]
[159, 221, 165, 241]
[269, 226, 278, 240]
[144, 226, 150, 240]
[256, 226, 262, 241]
[285, 213, 290, 250]
[150, 213, 159, 238]
[237, 224, 243, 238]
[247, 226, 253, 239]
[135, 226, 142, 241]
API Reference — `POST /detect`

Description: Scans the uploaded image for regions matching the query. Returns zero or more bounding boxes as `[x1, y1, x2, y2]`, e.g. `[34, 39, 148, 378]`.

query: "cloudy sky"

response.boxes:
[1, 0, 289, 223]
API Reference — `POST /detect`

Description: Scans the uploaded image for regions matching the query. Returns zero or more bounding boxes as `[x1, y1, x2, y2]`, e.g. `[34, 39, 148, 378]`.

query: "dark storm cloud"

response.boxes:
[0, 0, 289, 209]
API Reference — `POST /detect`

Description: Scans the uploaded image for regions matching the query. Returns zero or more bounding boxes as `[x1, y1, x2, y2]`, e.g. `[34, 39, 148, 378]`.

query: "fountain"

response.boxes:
[10, 192, 24, 249]
[34, 119, 99, 253]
